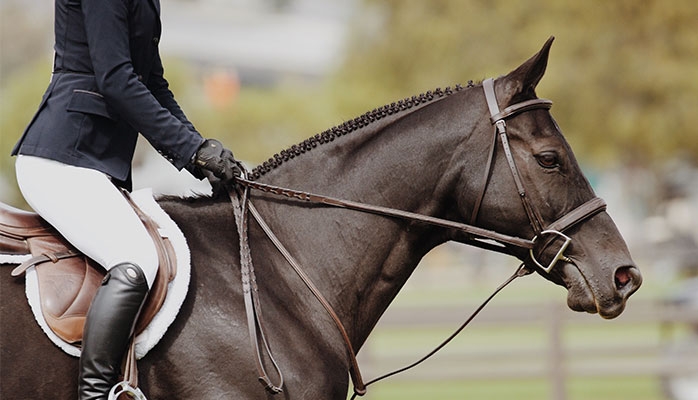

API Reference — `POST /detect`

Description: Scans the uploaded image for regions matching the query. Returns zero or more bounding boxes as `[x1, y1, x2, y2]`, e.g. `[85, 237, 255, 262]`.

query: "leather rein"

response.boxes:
[228, 78, 608, 397]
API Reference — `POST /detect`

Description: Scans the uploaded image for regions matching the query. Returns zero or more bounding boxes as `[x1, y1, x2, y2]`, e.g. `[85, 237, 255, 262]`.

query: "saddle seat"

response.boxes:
[0, 194, 177, 344]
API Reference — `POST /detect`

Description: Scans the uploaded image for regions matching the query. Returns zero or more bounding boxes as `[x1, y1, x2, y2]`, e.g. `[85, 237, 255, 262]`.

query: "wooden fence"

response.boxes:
[356, 298, 698, 400]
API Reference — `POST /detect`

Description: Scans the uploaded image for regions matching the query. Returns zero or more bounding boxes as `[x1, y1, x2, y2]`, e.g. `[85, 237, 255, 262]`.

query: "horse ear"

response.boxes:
[502, 36, 554, 100]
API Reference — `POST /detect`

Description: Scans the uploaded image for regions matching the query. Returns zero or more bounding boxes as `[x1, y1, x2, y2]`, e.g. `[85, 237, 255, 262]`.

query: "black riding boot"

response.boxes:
[78, 262, 149, 400]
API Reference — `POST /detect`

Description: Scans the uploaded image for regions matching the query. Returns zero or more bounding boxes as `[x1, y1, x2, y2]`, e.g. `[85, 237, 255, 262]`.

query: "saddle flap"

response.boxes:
[36, 253, 104, 343]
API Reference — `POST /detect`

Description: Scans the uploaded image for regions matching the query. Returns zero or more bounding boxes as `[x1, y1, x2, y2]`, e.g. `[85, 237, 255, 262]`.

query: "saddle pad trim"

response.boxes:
[0, 254, 32, 265]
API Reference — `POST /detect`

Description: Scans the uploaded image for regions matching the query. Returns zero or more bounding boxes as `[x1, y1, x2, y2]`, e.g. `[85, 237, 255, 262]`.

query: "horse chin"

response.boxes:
[564, 279, 599, 315]
[558, 262, 627, 319]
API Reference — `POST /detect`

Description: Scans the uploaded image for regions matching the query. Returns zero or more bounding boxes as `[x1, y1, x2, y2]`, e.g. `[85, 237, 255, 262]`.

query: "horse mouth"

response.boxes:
[561, 262, 641, 319]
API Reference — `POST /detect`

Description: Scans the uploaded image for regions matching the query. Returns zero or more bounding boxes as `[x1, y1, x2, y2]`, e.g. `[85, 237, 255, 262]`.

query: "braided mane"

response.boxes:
[250, 82, 475, 179]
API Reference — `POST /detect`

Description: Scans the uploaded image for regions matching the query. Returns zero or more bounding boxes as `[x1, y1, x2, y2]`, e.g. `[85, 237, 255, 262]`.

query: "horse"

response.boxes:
[1, 37, 641, 399]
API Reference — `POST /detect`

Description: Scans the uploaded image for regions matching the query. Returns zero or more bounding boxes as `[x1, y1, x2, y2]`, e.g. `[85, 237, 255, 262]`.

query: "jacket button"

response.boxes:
[137, 75, 143, 81]
[152, 37, 159, 45]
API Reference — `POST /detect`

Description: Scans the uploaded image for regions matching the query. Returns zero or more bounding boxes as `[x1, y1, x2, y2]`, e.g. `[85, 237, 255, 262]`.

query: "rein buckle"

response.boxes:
[529, 230, 572, 273]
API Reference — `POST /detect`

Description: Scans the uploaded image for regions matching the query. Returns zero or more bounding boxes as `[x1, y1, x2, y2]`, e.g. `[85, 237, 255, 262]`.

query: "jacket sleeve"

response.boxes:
[81, 0, 204, 169]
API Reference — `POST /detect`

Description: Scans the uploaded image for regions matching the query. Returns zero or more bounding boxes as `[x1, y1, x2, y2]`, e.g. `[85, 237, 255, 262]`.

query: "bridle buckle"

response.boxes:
[494, 120, 507, 134]
[529, 230, 572, 273]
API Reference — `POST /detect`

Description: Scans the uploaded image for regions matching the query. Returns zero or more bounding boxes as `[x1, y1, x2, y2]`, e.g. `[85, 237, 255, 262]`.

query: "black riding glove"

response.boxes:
[189, 139, 241, 184]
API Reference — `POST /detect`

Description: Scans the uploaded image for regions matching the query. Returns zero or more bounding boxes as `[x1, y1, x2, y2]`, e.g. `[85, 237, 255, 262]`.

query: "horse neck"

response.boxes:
[254, 88, 486, 347]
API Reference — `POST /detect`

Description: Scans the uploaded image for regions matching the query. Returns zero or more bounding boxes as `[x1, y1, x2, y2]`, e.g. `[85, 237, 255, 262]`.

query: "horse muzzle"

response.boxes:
[528, 210, 643, 319]
[556, 249, 642, 319]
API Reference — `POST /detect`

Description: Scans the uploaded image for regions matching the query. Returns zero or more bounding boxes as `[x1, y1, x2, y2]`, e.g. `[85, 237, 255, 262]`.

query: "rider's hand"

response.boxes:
[189, 139, 242, 184]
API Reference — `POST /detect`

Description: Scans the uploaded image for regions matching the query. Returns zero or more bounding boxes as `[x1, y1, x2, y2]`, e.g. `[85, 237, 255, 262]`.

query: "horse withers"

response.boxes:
[1, 37, 641, 399]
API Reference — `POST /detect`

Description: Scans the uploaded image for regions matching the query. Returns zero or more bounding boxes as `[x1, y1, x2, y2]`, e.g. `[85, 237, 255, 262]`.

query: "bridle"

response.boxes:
[478, 78, 607, 272]
[229, 78, 608, 397]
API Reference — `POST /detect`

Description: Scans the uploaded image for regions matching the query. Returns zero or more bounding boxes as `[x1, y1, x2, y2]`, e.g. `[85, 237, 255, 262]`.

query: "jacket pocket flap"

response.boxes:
[66, 90, 116, 120]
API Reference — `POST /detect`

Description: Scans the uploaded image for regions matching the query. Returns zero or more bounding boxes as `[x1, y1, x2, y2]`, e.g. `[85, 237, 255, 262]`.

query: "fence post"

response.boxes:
[549, 302, 567, 400]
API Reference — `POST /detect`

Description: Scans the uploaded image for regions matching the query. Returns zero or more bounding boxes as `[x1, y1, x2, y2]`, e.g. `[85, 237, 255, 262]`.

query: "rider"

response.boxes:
[11, 1, 236, 398]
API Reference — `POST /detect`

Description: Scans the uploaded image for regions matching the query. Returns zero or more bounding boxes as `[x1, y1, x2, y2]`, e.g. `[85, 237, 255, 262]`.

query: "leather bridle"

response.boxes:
[229, 78, 608, 397]
[479, 78, 607, 272]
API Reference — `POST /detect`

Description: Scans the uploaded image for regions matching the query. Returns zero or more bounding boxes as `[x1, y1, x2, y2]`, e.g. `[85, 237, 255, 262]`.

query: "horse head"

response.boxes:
[459, 37, 641, 319]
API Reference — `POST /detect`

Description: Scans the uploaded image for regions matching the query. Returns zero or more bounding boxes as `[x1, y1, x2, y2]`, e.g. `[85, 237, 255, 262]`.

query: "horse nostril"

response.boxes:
[614, 266, 642, 293]
[615, 267, 631, 288]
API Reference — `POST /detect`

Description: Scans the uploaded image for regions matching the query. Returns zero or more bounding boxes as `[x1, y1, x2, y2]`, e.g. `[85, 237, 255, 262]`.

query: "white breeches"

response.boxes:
[15, 155, 158, 288]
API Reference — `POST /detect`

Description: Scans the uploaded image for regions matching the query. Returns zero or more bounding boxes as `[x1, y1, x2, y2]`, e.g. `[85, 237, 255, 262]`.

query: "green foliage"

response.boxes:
[187, 83, 347, 165]
[341, 0, 698, 166]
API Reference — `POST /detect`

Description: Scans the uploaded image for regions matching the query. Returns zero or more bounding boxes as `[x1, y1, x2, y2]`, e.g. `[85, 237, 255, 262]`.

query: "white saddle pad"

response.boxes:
[4, 188, 191, 359]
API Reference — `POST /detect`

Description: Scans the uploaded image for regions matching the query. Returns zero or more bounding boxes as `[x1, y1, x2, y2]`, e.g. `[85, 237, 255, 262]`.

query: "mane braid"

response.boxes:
[250, 82, 474, 180]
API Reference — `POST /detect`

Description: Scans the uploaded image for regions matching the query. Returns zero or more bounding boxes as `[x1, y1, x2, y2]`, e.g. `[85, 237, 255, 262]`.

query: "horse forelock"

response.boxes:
[250, 81, 479, 180]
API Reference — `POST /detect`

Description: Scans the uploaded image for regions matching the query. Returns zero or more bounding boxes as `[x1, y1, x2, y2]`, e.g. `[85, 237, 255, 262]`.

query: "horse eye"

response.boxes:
[536, 152, 559, 169]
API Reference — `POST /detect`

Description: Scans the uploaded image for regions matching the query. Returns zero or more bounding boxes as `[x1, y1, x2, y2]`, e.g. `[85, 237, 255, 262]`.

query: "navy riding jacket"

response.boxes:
[12, 0, 204, 190]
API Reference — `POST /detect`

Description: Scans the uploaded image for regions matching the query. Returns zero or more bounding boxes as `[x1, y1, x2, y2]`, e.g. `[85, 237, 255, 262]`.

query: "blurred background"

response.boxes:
[1, 0, 696, 399]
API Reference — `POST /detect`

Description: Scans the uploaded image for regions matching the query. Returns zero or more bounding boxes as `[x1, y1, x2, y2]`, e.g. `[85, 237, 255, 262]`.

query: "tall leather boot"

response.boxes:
[78, 262, 149, 400]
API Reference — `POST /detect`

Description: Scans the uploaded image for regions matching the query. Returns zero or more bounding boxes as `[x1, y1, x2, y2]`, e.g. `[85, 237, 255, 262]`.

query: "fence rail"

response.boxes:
[356, 298, 698, 400]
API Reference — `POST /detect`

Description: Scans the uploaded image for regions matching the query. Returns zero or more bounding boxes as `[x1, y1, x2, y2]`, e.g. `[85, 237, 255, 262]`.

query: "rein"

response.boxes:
[228, 78, 608, 397]
[348, 263, 533, 399]
[230, 185, 533, 398]
[235, 177, 533, 250]
[231, 183, 285, 393]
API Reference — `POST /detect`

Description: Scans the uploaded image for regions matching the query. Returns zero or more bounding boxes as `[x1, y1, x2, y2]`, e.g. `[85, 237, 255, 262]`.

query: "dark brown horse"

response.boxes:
[1, 38, 641, 399]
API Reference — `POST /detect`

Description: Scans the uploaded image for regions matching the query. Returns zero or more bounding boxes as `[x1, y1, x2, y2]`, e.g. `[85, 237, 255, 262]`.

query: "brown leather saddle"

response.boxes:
[0, 191, 177, 344]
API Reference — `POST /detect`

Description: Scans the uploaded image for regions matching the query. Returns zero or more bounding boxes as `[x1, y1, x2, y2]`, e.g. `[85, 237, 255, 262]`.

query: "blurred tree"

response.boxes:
[0, 1, 53, 205]
[0, 2, 53, 79]
[0, 60, 53, 206]
[335, 0, 698, 166]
